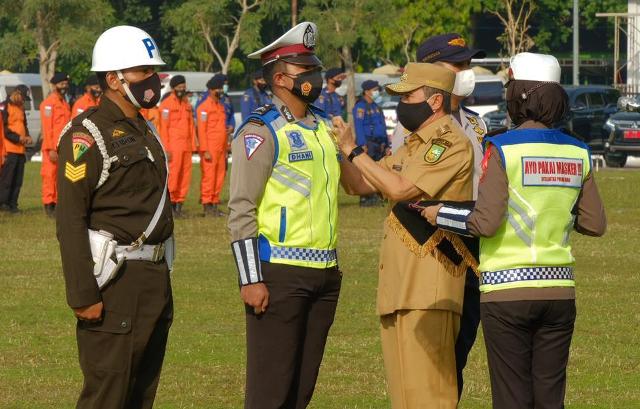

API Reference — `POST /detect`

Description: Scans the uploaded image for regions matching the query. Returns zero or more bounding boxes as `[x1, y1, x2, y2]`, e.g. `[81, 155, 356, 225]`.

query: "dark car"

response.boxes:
[482, 86, 620, 151]
[602, 106, 640, 167]
[563, 86, 620, 153]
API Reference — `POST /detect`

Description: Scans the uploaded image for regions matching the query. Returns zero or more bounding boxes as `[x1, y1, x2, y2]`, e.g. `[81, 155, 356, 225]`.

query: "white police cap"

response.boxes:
[509, 52, 561, 83]
[248, 22, 321, 66]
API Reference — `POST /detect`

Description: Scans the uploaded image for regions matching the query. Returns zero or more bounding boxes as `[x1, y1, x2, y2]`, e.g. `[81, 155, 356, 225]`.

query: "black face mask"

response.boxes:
[332, 80, 342, 88]
[396, 100, 434, 132]
[121, 72, 162, 109]
[257, 82, 268, 91]
[284, 67, 323, 104]
[90, 89, 102, 99]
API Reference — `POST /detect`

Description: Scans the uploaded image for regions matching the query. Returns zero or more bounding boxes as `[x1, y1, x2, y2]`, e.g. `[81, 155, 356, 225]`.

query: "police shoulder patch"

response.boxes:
[65, 161, 87, 182]
[357, 108, 364, 118]
[425, 142, 447, 164]
[44, 105, 52, 117]
[244, 134, 265, 160]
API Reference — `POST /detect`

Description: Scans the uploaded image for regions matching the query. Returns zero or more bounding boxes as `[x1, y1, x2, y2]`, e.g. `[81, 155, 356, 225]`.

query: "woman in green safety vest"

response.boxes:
[421, 52, 607, 409]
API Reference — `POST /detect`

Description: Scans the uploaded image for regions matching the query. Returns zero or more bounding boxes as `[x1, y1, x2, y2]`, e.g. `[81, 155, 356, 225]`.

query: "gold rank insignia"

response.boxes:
[112, 129, 126, 138]
[436, 124, 451, 138]
[65, 162, 86, 183]
[425, 142, 447, 163]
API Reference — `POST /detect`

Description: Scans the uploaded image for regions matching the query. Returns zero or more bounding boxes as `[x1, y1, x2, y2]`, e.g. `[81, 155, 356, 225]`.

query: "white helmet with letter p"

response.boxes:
[91, 25, 165, 72]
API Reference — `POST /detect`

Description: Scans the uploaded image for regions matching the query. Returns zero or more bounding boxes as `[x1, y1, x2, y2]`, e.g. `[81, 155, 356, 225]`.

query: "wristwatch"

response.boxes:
[348, 145, 366, 162]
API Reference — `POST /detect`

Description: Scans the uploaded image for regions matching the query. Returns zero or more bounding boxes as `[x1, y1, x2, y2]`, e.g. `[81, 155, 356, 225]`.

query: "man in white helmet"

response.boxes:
[55, 25, 174, 409]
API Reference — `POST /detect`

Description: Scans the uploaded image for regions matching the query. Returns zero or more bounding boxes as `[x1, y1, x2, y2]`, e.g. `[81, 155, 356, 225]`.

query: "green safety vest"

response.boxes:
[479, 128, 591, 293]
[248, 105, 340, 269]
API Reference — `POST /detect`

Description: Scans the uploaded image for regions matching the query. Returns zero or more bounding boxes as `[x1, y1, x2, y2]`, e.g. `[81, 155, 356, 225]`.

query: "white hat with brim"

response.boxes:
[248, 22, 321, 66]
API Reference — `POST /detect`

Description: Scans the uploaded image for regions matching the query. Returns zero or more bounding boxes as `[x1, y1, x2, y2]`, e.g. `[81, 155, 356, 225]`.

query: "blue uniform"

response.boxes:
[241, 87, 271, 121]
[352, 98, 387, 160]
[315, 88, 344, 118]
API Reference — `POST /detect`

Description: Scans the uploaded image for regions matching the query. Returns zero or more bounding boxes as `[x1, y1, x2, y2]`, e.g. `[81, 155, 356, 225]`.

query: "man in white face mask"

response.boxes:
[415, 32, 487, 401]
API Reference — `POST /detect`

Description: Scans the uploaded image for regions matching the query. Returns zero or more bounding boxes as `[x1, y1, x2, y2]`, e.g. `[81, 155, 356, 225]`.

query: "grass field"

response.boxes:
[0, 162, 639, 409]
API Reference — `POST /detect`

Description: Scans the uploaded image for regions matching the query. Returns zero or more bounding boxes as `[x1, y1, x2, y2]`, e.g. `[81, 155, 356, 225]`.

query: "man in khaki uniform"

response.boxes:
[334, 62, 473, 408]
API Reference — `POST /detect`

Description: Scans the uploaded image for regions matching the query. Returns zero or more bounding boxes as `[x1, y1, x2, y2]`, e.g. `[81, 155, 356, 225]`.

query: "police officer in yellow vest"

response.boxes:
[422, 53, 607, 409]
[228, 22, 342, 409]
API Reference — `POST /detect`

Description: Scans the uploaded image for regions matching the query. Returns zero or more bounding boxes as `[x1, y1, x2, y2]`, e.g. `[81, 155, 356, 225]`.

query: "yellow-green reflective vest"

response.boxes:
[251, 106, 340, 269]
[479, 128, 591, 293]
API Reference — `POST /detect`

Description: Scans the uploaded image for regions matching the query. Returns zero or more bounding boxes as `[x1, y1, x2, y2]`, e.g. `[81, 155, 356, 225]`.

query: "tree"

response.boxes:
[487, 0, 536, 57]
[377, 0, 478, 66]
[0, 0, 113, 95]
[302, 0, 382, 121]
[163, 0, 283, 74]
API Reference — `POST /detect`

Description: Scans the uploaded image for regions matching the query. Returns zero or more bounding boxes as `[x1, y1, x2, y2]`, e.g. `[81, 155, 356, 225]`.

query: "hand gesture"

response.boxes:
[331, 116, 356, 155]
[421, 204, 443, 225]
[73, 301, 104, 322]
[240, 283, 269, 315]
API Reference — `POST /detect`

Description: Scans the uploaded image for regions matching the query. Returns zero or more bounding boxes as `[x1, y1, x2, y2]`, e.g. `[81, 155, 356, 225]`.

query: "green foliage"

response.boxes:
[0, 0, 113, 71]
[302, 0, 382, 65]
[377, 0, 478, 65]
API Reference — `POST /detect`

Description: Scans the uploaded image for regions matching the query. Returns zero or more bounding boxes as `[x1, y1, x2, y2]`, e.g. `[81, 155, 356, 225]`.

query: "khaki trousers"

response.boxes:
[380, 309, 460, 409]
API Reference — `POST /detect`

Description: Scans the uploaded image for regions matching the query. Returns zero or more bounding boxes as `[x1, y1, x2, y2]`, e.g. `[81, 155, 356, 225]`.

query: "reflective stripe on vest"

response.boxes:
[479, 128, 591, 293]
[250, 107, 340, 269]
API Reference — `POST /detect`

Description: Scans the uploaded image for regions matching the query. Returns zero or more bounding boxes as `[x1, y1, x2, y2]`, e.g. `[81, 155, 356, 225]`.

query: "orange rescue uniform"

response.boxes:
[159, 93, 196, 204]
[4, 103, 28, 154]
[197, 97, 228, 205]
[71, 93, 100, 118]
[140, 107, 160, 132]
[0, 107, 4, 168]
[40, 92, 71, 205]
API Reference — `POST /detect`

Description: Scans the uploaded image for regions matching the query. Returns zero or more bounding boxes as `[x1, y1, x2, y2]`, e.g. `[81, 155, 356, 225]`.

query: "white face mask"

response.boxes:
[452, 69, 476, 97]
[371, 89, 382, 103]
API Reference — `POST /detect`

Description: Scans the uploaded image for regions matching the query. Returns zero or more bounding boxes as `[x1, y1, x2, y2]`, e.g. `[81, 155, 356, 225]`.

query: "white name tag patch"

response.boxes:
[522, 157, 583, 188]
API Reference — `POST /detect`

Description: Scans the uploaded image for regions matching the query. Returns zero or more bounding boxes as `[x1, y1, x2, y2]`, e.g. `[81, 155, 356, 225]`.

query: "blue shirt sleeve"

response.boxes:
[353, 101, 366, 146]
[225, 96, 236, 129]
[241, 90, 253, 121]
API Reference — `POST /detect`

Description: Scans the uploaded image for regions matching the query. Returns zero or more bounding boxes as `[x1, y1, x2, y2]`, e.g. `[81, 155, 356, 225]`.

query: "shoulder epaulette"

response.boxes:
[308, 104, 328, 119]
[460, 105, 480, 116]
[252, 104, 274, 116]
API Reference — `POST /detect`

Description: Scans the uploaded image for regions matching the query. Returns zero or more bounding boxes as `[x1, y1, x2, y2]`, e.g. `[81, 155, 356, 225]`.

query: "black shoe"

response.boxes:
[203, 204, 214, 216]
[213, 204, 226, 216]
[44, 203, 56, 218]
[174, 202, 183, 218]
[2, 205, 19, 213]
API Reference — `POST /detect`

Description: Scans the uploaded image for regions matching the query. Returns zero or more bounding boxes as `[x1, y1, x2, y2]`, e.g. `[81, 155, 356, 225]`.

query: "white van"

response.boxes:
[0, 73, 44, 149]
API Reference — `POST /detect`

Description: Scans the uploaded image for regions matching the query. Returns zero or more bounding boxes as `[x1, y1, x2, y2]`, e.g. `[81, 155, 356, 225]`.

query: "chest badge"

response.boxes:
[286, 130, 307, 151]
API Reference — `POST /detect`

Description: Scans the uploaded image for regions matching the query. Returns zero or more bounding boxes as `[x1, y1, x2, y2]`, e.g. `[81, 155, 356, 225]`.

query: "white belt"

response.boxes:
[115, 241, 166, 263]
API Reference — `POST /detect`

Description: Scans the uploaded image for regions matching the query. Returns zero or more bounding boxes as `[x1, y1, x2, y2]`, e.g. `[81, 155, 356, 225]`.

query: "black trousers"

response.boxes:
[481, 299, 576, 409]
[75, 260, 173, 409]
[0, 153, 26, 209]
[244, 262, 342, 409]
[455, 268, 481, 399]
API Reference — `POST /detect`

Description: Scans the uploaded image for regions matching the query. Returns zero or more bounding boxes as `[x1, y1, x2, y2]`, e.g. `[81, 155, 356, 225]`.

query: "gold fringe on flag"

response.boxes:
[385, 213, 479, 278]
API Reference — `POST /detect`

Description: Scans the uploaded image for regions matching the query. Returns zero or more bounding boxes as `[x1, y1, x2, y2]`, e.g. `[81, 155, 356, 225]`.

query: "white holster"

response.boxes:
[88, 229, 124, 289]
[89, 230, 176, 289]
